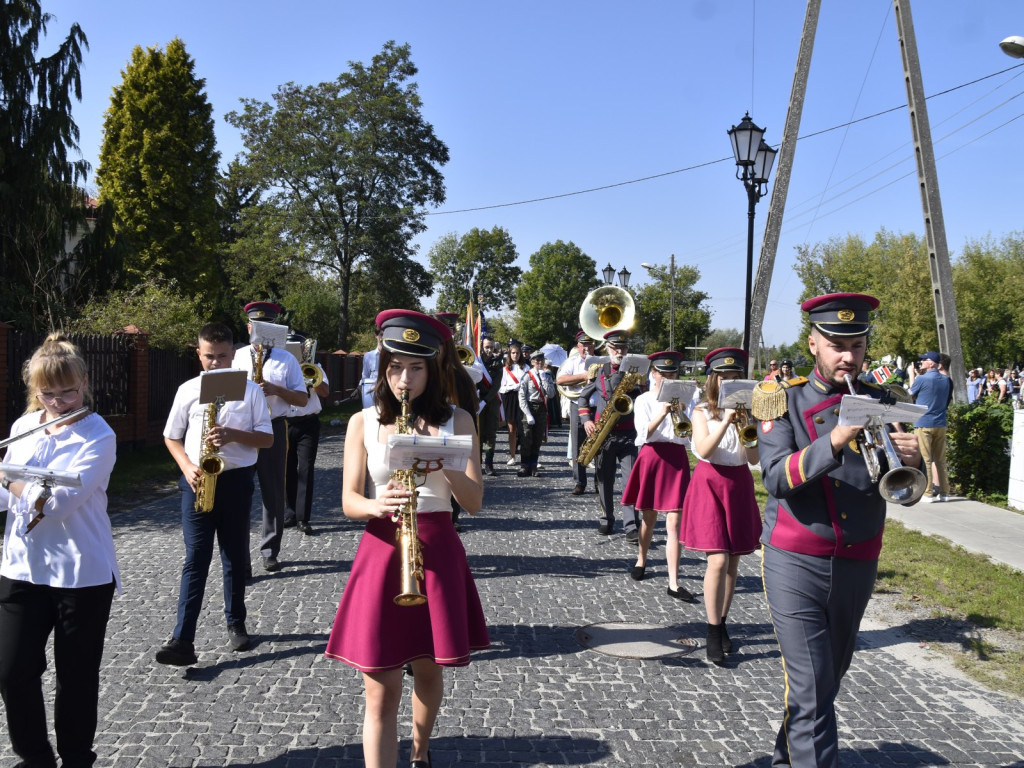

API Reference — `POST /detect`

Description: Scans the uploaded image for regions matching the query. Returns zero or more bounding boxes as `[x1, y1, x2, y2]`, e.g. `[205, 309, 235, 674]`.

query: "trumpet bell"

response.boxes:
[580, 286, 635, 342]
[879, 467, 929, 505]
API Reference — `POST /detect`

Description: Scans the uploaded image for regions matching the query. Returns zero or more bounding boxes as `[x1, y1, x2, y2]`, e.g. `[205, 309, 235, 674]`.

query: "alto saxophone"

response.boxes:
[392, 390, 427, 606]
[577, 366, 645, 467]
[194, 398, 225, 513]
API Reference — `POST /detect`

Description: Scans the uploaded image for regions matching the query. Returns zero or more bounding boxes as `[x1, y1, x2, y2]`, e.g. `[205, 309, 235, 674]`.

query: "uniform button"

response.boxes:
[841, 512, 848, 520]
[833, 408, 840, 415]
[834, 480, 840, 488]
[815, 416, 824, 424]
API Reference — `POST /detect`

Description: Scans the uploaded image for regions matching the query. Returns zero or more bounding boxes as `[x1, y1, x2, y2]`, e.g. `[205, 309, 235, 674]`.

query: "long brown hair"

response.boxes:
[22, 333, 93, 414]
[374, 349, 451, 427]
[701, 371, 727, 422]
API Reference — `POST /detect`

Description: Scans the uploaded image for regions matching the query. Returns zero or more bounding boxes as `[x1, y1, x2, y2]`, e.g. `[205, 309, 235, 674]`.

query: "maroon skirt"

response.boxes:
[325, 513, 490, 672]
[621, 442, 691, 513]
[679, 461, 762, 555]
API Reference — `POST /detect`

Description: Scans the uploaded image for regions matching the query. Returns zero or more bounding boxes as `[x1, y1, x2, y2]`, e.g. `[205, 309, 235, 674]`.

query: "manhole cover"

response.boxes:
[574, 622, 701, 659]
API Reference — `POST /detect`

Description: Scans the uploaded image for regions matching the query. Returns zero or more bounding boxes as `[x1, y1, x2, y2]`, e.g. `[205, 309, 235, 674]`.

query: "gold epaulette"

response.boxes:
[750, 376, 808, 421]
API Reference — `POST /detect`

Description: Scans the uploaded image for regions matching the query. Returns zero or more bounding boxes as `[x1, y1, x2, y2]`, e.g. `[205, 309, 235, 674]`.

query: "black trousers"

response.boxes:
[0, 576, 115, 768]
[594, 432, 637, 528]
[479, 397, 500, 465]
[286, 413, 321, 525]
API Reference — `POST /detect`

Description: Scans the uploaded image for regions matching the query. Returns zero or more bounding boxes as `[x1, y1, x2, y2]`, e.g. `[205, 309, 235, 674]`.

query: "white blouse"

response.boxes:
[1, 411, 122, 592]
[693, 403, 749, 467]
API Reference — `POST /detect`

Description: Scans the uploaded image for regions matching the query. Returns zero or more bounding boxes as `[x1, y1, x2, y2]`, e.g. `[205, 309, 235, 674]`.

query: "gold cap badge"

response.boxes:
[402, 329, 420, 342]
[837, 309, 855, 321]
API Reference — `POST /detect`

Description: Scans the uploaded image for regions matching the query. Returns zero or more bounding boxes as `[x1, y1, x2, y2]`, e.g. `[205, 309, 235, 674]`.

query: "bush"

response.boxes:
[947, 398, 1014, 497]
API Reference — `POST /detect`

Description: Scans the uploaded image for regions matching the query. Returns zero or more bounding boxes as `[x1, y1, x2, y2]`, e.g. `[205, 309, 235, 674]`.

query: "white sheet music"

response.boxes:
[838, 395, 927, 426]
[657, 380, 698, 404]
[386, 434, 474, 473]
[717, 379, 759, 408]
[250, 320, 288, 349]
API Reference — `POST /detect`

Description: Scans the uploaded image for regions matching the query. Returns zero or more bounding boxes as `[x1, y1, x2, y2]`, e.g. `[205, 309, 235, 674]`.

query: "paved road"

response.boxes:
[4, 425, 1024, 767]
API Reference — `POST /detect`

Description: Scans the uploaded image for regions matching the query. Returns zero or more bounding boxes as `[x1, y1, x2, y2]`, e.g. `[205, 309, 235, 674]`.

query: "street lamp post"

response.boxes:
[728, 113, 777, 355]
[641, 254, 676, 350]
[601, 262, 631, 288]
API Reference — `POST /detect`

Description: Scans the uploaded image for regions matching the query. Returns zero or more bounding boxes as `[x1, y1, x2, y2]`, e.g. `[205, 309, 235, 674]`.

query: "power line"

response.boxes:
[425, 61, 1024, 218]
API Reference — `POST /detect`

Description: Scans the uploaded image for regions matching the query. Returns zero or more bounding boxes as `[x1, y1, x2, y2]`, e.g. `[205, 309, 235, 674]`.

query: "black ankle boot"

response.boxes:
[721, 615, 733, 654]
[706, 622, 725, 665]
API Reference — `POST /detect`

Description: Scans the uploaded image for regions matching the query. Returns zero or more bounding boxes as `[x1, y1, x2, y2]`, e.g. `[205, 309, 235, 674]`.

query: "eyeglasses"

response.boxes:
[36, 385, 82, 404]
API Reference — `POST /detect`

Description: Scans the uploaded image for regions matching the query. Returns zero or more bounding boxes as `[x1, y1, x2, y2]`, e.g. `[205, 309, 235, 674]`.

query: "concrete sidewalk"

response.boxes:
[2, 426, 1023, 767]
[887, 495, 1024, 572]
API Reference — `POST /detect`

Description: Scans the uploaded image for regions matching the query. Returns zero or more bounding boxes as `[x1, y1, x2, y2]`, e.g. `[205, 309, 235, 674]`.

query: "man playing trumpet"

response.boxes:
[756, 293, 922, 767]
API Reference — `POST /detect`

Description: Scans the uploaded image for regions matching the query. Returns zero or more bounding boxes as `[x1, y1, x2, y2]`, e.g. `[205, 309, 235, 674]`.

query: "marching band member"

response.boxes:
[517, 349, 556, 477]
[621, 351, 694, 600]
[284, 331, 330, 535]
[233, 301, 307, 573]
[578, 329, 643, 540]
[477, 336, 505, 475]
[757, 294, 921, 766]
[498, 340, 527, 467]
[0, 334, 120, 768]
[556, 330, 597, 494]
[158, 323, 273, 665]
[680, 348, 761, 664]
[325, 309, 488, 768]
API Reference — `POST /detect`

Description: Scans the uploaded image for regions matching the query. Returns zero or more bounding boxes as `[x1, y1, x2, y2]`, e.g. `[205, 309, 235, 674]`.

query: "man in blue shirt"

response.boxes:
[909, 350, 953, 502]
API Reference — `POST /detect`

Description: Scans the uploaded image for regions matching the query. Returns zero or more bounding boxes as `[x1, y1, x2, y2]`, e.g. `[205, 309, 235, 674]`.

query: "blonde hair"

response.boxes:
[22, 333, 92, 414]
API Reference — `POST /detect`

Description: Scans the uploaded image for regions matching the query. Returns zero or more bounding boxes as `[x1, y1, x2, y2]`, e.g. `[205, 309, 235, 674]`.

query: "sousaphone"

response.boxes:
[579, 285, 635, 342]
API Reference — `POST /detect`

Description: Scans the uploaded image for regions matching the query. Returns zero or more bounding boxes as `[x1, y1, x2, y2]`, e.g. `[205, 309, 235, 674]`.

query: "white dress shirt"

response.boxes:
[232, 345, 306, 419]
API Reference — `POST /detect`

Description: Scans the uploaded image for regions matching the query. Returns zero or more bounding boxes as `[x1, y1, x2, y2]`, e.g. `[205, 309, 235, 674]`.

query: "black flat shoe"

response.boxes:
[666, 585, 697, 603]
[410, 749, 431, 767]
[630, 565, 646, 581]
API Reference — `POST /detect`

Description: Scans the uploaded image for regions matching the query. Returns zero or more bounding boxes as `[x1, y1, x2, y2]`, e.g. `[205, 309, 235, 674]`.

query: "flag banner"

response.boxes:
[871, 366, 893, 385]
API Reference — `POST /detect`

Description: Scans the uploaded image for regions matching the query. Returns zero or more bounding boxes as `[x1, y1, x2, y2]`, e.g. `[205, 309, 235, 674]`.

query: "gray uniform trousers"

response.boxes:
[593, 432, 638, 531]
[568, 406, 588, 487]
[762, 544, 877, 768]
[255, 417, 289, 559]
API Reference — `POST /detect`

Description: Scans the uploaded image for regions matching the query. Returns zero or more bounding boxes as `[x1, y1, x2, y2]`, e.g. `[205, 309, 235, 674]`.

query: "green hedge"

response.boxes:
[947, 399, 1015, 498]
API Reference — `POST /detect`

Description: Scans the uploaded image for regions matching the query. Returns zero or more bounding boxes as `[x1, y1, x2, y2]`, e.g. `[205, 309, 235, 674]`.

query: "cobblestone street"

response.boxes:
[4, 425, 1024, 767]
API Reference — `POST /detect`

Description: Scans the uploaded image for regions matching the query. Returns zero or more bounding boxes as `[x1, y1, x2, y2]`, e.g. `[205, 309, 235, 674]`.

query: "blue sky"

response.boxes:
[44, 1, 1024, 348]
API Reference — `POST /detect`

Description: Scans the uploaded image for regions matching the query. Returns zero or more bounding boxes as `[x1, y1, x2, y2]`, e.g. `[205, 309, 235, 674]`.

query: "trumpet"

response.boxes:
[735, 409, 758, 448]
[669, 397, 692, 438]
[843, 374, 927, 505]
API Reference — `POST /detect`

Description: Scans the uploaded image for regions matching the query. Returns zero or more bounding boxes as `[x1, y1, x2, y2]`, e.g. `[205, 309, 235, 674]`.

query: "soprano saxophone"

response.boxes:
[194, 398, 225, 513]
[392, 390, 427, 606]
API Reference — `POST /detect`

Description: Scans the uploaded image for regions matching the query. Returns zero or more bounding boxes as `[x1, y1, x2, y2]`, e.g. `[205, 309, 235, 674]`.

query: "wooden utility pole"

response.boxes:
[892, 0, 968, 402]
[748, 0, 821, 373]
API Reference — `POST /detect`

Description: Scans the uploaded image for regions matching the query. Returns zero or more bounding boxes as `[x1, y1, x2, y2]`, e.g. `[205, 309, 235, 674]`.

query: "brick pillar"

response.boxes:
[117, 325, 150, 448]
[0, 322, 11, 439]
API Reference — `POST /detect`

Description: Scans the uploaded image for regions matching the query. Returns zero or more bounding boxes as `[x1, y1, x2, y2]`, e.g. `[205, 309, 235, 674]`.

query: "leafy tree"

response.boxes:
[71, 277, 204, 349]
[632, 261, 711, 354]
[953, 233, 1024, 369]
[1, 0, 92, 330]
[793, 229, 933, 361]
[225, 41, 448, 349]
[703, 328, 742, 354]
[96, 37, 221, 303]
[515, 241, 598, 347]
[429, 226, 522, 312]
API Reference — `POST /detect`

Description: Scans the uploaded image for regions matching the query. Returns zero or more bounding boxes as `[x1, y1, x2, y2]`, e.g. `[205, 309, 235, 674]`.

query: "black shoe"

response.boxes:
[155, 637, 198, 667]
[630, 565, 646, 581]
[571, 484, 585, 495]
[706, 623, 725, 665]
[410, 749, 432, 768]
[297, 522, 313, 535]
[666, 585, 697, 603]
[597, 521, 613, 535]
[531, 468, 541, 477]
[721, 616, 733, 654]
[624, 527, 639, 544]
[263, 556, 281, 572]
[227, 622, 251, 652]
[483, 464, 495, 476]
[282, 516, 297, 528]
[516, 468, 530, 477]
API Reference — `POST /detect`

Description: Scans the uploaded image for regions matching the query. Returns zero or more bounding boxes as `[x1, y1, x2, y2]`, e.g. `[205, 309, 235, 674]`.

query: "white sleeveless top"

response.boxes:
[362, 406, 455, 514]
[694, 403, 748, 467]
